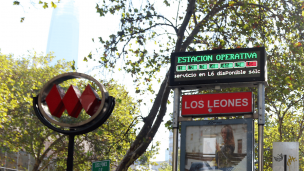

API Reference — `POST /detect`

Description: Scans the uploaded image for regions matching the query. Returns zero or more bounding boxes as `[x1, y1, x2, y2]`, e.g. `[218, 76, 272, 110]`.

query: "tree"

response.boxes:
[158, 162, 173, 171]
[11, 0, 59, 23]
[0, 51, 144, 170]
[259, 44, 304, 170]
[11, 0, 304, 170]
[90, 0, 304, 170]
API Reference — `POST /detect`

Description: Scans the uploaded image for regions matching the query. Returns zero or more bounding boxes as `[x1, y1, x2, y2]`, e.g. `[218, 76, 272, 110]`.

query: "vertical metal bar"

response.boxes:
[5, 151, 7, 171]
[284, 155, 287, 171]
[258, 125, 264, 171]
[258, 83, 265, 125]
[172, 129, 179, 171]
[16, 151, 19, 171]
[28, 153, 30, 171]
[258, 83, 265, 171]
[172, 88, 180, 171]
[67, 134, 75, 171]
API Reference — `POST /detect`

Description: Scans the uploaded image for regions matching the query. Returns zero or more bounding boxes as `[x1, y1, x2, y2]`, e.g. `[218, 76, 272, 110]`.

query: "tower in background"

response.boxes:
[46, 0, 79, 68]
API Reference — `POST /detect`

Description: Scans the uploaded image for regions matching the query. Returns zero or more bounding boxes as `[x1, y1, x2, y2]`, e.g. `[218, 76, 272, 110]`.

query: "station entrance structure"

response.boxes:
[170, 47, 267, 171]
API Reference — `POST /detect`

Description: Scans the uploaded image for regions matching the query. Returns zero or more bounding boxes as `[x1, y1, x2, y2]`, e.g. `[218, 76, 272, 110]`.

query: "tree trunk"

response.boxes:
[115, 72, 171, 171]
[32, 159, 41, 171]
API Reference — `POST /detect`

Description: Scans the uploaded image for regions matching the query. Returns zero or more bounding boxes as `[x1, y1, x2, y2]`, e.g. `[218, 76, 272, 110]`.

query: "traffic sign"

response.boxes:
[92, 160, 110, 171]
[181, 92, 254, 116]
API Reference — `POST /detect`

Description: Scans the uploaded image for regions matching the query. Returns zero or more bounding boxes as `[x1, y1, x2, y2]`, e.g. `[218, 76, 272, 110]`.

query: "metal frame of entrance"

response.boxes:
[171, 81, 266, 171]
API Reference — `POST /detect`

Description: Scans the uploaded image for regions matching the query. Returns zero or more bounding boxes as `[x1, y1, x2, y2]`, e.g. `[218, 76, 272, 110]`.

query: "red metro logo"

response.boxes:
[46, 84, 101, 118]
[33, 72, 115, 171]
[33, 72, 115, 135]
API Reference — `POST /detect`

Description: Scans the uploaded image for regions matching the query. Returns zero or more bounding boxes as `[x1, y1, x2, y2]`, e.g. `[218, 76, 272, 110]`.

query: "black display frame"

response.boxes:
[180, 119, 254, 171]
[170, 47, 267, 87]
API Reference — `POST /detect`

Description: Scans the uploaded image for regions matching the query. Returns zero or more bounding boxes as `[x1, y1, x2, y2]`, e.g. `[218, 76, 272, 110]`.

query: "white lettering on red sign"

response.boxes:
[181, 92, 253, 116]
[185, 101, 204, 109]
[185, 98, 249, 109]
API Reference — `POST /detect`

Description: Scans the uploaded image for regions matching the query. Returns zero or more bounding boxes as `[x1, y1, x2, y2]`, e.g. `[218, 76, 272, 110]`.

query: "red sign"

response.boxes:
[46, 84, 101, 118]
[246, 61, 257, 67]
[181, 92, 253, 116]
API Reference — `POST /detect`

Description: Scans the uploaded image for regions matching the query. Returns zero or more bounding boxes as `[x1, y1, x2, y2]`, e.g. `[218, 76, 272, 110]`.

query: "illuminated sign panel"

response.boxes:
[181, 92, 254, 117]
[170, 47, 266, 86]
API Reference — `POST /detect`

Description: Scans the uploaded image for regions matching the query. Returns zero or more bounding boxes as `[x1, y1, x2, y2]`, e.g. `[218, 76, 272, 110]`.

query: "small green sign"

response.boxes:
[92, 160, 110, 171]
[234, 61, 245, 68]
[187, 64, 198, 71]
[209, 63, 219, 69]
[220, 62, 234, 69]
[199, 64, 208, 70]
[176, 65, 186, 71]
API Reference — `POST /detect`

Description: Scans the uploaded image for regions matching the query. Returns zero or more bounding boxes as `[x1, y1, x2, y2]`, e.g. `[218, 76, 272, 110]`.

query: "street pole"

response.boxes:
[258, 83, 265, 171]
[67, 134, 75, 171]
[172, 88, 180, 171]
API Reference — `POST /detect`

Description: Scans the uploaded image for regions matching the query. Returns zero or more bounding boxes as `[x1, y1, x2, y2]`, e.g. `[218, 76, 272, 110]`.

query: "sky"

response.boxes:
[0, 0, 173, 162]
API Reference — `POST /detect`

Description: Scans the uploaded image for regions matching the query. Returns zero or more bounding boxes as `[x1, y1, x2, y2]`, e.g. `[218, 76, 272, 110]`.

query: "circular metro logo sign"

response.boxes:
[33, 72, 115, 135]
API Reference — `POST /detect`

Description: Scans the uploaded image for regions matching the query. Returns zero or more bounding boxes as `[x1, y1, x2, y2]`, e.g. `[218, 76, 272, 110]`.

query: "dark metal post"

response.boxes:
[172, 88, 180, 171]
[284, 155, 287, 171]
[67, 134, 75, 171]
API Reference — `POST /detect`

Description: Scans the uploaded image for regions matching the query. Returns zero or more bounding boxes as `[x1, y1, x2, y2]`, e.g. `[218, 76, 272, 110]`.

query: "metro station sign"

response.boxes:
[181, 92, 254, 117]
[170, 47, 267, 86]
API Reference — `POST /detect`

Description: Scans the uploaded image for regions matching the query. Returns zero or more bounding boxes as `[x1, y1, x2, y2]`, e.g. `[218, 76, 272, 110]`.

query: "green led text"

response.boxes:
[187, 65, 198, 70]
[216, 52, 257, 61]
[177, 55, 213, 63]
[199, 64, 208, 70]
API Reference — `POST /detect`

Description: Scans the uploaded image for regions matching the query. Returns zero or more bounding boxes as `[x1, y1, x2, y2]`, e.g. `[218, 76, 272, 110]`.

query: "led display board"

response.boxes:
[170, 47, 267, 87]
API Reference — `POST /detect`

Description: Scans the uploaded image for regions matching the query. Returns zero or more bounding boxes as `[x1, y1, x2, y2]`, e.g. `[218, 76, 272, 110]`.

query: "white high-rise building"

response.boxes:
[46, 0, 79, 67]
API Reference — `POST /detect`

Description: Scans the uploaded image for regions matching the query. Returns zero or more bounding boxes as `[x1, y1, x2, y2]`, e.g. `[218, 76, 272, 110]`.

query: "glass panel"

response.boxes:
[6, 152, 17, 169]
[28, 155, 35, 171]
[48, 161, 56, 171]
[0, 150, 5, 168]
[18, 151, 29, 171]
[183, 121, 250, 171]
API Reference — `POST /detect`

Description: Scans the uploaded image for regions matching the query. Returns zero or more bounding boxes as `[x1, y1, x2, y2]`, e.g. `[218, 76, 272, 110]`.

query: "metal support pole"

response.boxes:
[172, 88, 180, 171]
[17, 151, 19, 170]
[5, 151, 7, 170]
[173, 129, 179, 171]
[67, 134, 75, 171]
[284, 155, 287, 171]
[28, 153, 30, 171]
[258, 125, 264, 170]
[258, 83, 265, 171]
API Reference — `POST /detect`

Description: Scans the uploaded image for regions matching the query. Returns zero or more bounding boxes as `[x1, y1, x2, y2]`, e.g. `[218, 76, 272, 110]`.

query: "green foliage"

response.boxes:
[92, 0, 304, 170]
[137, 142, 159, 165]
[13, 0, 304, 170]
[0, 51, 73, 170]
[259, 44, 304, 170]
[13, 1, 20, 5]
[13, 0, 58, 22]
[0, 51, 142, 170]
[13, 0, 58, 9]
[129, 145, 160, 171]
[158, 162, 172, 171]
[50, 1, 56, 8]
[94, 0, 304, 93]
